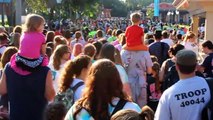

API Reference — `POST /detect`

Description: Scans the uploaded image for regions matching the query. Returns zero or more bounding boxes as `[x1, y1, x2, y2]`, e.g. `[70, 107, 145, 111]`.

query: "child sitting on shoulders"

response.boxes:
[10, 14, 48, 75]
[123, 12, 148, 51]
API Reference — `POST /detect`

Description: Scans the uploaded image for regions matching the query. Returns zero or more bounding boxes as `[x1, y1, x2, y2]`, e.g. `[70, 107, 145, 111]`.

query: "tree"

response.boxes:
[57, 0, 100, 20]
[103, 0, 128, 17]
[146, 8, 154, 19]
[24, 0, 100, 20]
[25, 0, 48, 13]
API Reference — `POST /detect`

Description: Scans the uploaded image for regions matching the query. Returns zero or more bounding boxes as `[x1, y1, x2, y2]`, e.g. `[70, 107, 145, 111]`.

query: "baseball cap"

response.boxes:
[176, 49, 197, 66]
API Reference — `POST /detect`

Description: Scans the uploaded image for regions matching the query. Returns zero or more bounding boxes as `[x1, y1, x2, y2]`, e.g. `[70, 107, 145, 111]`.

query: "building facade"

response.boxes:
[173, 0, 213, 41]
[142, 2, 189, 24]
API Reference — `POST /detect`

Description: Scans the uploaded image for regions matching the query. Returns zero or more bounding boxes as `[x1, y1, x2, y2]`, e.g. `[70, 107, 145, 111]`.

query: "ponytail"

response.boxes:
[58, 60, 75, 93]
[58, 55, 91, 93]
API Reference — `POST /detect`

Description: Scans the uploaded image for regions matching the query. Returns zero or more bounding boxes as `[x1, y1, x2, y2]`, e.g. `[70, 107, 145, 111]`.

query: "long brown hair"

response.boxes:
[152, 62, 161, 93]
[52, 45, 69, 70]
[46, 31, 55, 43]
[99, 43, 115, 62]
[53, 35, 67, 50]
[1, 47, 18, 68]
[10, 33, 21, 49]
[58, 55, 91, 92]
[74, 59, 130, 120]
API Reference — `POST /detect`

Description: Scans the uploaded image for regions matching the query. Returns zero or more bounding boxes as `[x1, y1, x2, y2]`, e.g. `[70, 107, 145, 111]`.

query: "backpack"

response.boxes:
[54, 81, 84, 111]
[162, 65, 179, 92]
[110, 99, 127, 118]
[161, 60, 205, 92]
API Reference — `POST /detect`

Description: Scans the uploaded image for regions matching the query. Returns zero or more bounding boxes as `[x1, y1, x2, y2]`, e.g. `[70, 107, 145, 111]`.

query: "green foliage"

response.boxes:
[146, 8, 154, 19]
[81, 2, 100, 18]
[25, 0, 48, 13]
[103, 0, 128, 17]
[25, 0, 100, 19]
[60, 0, 100, 19]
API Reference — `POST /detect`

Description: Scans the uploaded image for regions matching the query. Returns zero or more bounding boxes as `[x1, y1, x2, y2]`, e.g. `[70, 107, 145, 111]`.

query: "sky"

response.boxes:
[120, 0, 126, 2]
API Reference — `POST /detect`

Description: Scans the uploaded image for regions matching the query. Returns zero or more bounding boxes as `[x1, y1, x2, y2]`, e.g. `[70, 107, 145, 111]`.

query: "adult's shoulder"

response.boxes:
[162, 42, 170, 48]
[148, 42, 157, 47]
[40, 66, 51, 73]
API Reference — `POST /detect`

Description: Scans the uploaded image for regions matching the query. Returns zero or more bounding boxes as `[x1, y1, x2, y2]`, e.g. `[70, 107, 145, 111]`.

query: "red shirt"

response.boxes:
[125, 25, 144, 47]
[55, 31, 61, 36]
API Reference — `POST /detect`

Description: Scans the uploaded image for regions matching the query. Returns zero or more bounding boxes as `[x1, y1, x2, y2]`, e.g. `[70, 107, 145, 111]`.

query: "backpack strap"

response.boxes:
[164, 59, 174, 73]
[74, 99, 127, 119]
[110, 99, 127, 117]
[71, 81, 84, 92]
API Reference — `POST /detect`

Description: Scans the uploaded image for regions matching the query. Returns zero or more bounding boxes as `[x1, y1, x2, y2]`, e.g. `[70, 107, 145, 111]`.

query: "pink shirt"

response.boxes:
[112, 39, 119, 46]
[19, 32, 45, 58]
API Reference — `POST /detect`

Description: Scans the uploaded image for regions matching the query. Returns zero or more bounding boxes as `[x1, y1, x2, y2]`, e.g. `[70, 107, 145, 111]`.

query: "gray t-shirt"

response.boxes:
[121, 50, 152, 87]
[155, 76, 211, 120]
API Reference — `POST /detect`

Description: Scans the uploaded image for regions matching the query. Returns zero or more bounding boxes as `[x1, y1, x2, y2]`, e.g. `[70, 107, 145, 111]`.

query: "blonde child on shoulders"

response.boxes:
[10, 14, 48, 75]
[123, 12, 148, 51]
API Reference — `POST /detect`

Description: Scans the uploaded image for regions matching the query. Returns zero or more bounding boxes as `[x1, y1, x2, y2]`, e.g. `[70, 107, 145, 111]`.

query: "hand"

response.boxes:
[0, 105, 9, 119]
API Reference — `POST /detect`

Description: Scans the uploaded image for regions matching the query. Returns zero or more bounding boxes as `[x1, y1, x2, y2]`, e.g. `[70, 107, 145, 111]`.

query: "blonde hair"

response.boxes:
[52, 45, 69, 70]
[23, 14, 45, 32]
[130, 12, 141, 23]
[184, 31, 196, 42]
[53, 36, 67, 50]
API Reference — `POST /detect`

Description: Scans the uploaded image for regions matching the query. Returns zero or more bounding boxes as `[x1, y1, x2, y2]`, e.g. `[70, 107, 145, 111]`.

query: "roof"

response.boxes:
[172, 0, 189, 9]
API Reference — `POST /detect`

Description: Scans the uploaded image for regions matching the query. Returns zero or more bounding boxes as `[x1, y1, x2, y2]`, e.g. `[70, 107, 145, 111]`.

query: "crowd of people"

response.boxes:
[0, 12, 212, 120]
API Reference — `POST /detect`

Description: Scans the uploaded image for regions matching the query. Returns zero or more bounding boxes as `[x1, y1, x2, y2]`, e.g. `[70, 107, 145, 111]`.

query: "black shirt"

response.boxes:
[201, 53, 213, 78]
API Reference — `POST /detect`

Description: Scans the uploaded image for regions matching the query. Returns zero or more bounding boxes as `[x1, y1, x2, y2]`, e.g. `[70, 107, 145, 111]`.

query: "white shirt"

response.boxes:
[199, 27, 205, 32]
[0, 46, 7, 55]
[182, 41, 199, 56]
[161, 38, 174, 47]
[71, 78, 85, 102]
[48, 62, 65, 92]
[115, 64, 129, 84]
[155, 76, 211, 120]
